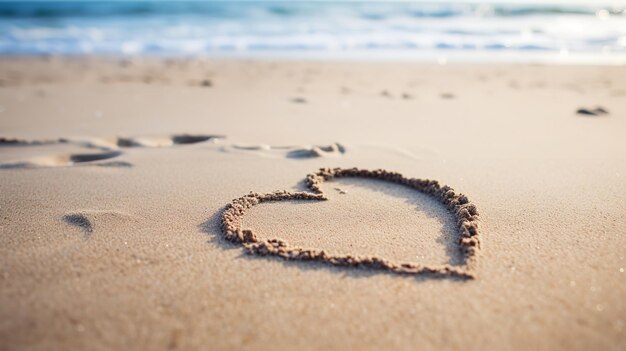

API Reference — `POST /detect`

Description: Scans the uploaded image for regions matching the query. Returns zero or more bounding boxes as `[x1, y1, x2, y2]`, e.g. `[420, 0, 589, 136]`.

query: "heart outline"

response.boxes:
[221, 168, 480, 279]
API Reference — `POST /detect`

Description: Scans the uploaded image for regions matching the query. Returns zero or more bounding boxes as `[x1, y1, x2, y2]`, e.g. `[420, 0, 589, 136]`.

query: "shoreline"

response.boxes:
[1, 50, 625, 66]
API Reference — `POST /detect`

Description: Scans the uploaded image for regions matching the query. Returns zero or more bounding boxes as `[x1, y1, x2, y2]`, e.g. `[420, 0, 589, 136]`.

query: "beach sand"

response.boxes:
[0, 57, 625, 350]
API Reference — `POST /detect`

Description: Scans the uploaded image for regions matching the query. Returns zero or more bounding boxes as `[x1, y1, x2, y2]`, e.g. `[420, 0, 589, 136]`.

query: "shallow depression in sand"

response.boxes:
[243, 177, 461, 266]
[0, 143, 123, 168]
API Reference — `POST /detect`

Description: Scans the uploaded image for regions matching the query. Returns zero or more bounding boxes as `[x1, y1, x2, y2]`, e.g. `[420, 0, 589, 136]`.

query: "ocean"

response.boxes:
[1, 1, 625, 63]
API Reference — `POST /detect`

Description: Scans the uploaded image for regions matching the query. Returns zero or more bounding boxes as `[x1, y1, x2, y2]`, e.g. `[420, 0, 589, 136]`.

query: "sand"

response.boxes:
[0, 57, 625, 350]
[221, 168, 480, 279]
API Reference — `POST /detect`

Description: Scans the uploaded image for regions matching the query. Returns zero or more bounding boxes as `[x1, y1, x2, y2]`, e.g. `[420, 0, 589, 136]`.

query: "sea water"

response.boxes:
[0, 0, 625, 63]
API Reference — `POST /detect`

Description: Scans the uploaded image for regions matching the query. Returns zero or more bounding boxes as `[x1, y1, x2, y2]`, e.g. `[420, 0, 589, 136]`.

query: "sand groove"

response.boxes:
[221, 167, 480, 279]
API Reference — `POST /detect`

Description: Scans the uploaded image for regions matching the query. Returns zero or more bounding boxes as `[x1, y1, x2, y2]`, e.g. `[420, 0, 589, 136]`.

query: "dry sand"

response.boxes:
[0, 57, 625, 350]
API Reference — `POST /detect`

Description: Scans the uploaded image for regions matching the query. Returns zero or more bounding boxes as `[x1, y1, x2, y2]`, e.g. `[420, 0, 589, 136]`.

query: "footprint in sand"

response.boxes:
[285, 143, 346, 159]
[0, 143, 126, 169]
[219, 168, 480, 279]
[116, 134, 222, 148]
[220, 143, 346, 159]
[0, 133, 222, 169]
[63, 210, 136, 238]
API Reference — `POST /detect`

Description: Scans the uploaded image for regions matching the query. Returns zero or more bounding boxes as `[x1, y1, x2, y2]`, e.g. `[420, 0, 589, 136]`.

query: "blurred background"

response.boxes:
[0, 0, 625, 64]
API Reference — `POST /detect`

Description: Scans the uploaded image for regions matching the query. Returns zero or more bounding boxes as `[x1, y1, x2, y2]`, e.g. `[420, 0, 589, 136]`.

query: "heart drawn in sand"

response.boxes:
[221, 168, 480, 279]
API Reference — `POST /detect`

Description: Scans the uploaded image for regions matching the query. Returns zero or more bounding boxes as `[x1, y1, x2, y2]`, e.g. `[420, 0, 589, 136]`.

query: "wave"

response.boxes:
[0, 1, 624, 58]
[0, 1, 618, 19]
